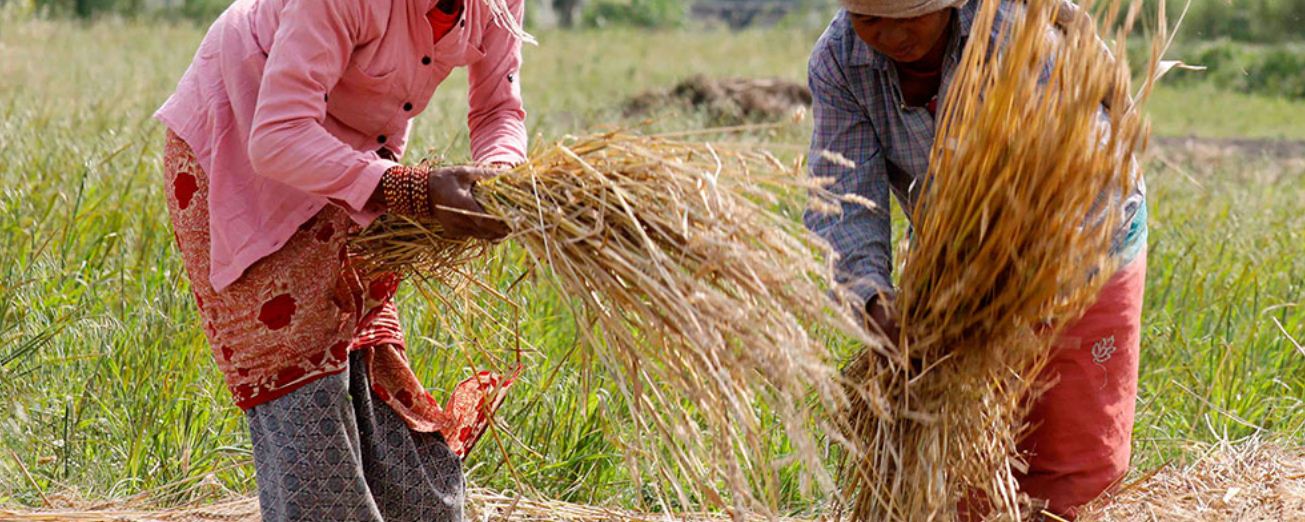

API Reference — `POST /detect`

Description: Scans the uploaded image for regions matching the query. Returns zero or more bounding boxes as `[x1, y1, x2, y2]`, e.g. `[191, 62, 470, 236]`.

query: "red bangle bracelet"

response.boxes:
[381, 166, 432, 218]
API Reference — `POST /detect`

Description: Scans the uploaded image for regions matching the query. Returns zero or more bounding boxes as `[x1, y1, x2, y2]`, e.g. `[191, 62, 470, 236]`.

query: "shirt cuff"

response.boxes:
[341, 158, 399, 227]
[842, 272, 894, 310]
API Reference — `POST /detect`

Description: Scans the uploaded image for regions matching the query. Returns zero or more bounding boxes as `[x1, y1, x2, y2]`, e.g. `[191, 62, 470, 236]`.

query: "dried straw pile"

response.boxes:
[351, 131, 873, 514]
[837, 0, 1169, 519]
[1080, 438, 1305, 521]
[6, 440, 1302, 521]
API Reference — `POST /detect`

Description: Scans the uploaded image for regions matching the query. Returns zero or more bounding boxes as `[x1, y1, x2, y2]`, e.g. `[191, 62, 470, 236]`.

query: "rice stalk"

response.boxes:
[838, 0, 1171, 519]
[351, 131, 876, 515]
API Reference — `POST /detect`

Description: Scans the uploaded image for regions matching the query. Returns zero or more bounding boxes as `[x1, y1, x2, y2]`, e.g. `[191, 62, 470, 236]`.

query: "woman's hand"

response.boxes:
[426, 166, 510, 241]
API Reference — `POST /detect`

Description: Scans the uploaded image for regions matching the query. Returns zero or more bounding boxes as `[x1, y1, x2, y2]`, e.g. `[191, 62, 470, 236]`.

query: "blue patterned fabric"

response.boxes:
[247, 350, 465, 522]
[803, 0, 1147, 306]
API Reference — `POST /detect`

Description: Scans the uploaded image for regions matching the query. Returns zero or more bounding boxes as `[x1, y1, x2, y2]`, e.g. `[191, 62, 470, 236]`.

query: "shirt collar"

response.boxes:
[847, 0, 980, 70]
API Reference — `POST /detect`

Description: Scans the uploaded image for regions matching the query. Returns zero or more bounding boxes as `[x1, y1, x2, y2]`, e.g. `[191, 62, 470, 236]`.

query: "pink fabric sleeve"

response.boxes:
[466, 0, 528, 166]
[247, 0, 397, 220]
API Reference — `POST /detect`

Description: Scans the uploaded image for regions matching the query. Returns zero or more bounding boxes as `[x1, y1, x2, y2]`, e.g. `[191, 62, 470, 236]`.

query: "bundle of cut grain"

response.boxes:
[352, 131, 876, 514]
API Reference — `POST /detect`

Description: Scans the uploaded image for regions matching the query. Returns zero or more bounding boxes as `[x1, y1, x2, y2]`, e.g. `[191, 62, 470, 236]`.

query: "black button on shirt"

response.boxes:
[421, 56, 432, 65]
[403, 102, 413, 111]
[377, 135, 387, 144]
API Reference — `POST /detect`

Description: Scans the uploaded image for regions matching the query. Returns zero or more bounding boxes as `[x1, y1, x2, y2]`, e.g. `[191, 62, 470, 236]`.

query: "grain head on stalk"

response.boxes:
[351, 131, 879, 515]
[837, 0, 1175, 519]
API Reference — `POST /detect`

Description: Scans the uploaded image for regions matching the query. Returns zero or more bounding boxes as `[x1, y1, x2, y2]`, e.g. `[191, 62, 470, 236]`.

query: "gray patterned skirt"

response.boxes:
[247, 350, 465, 522]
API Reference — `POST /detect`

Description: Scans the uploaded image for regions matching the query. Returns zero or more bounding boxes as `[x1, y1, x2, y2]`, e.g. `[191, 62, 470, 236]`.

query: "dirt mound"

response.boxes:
[624, 75, 811, 122]
[1080, 439, 1305, 521]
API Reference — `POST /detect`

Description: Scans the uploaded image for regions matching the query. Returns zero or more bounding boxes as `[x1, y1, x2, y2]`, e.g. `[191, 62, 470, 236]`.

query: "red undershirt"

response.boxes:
[427, 0, 463, 44]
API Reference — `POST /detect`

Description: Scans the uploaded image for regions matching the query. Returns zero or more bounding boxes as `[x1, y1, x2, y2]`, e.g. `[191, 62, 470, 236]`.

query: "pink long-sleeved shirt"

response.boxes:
[155, 0, 528, 291]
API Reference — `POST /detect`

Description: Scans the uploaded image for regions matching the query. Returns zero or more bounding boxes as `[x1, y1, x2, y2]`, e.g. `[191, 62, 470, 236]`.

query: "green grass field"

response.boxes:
[1, 13, 1302, 514]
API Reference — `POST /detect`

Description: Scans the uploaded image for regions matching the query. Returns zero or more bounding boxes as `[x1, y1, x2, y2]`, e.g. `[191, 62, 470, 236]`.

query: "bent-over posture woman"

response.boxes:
[155, 0, 528, 518]
[804, 0, 1148, 518]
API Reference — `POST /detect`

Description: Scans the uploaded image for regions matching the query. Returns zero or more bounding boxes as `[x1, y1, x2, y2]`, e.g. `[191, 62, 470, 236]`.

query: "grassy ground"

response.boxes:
[0, 14, 1302, 513]
[1148, 83, 1305, 139]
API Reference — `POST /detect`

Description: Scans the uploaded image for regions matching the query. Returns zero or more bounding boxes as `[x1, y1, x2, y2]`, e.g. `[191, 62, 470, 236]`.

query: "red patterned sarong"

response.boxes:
[163, 129, 510, 458]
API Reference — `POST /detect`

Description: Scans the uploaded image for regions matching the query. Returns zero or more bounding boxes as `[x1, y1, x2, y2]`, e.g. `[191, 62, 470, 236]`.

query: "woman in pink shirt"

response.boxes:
[155, 0, 528, 518]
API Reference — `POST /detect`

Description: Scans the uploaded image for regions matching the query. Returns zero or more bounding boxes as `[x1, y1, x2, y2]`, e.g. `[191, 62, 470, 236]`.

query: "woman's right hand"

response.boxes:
[427, 166, 511, 241]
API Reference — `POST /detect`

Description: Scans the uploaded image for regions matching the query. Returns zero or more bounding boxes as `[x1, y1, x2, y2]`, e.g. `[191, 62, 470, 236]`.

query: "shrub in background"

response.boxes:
[1167, 41, 1305, 99]
[582, 0, 685, 28]
[1172, 0, 1305, 43]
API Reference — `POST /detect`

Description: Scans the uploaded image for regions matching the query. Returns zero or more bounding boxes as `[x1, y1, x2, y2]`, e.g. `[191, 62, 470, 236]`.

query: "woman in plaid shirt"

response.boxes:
[803, 0, 1148, 517]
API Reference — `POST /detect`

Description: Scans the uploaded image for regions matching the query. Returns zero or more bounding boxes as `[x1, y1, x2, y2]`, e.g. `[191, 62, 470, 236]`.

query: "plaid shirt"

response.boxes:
[803, 0, 1147, 306]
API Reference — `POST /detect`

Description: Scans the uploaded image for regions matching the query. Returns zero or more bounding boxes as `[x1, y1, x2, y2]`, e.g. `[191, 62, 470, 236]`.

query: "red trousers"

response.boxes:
[1016, 250, 1148, 518]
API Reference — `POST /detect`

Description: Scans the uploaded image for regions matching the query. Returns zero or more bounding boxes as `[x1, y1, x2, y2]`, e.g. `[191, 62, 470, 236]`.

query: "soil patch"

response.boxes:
[0, 488, 797, 521]
[1153, 136, 1305, 159]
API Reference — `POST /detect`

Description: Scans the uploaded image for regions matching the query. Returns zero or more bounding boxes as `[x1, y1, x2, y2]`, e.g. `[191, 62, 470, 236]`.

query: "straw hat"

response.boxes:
[838, 0, 969, 18]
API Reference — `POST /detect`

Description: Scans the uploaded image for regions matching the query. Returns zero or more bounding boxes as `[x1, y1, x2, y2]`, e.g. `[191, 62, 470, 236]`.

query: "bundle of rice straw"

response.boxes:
[838, 0, 1176, 519]
[351, 131, 875, 514]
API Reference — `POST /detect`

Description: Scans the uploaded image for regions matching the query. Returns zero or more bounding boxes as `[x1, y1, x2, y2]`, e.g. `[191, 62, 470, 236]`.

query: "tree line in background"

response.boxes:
[4, 0, 1303, 99]
[9, 0, 1304, 41]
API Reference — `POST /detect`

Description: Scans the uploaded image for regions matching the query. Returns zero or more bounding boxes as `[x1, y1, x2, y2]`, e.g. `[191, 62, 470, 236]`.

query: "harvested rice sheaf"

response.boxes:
[838, 0, 1173, 520]
[351, 132, 876, 514]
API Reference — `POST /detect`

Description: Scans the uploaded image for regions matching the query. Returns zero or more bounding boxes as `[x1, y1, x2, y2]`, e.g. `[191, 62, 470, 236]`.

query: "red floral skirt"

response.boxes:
[162, 129, 510, 458]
